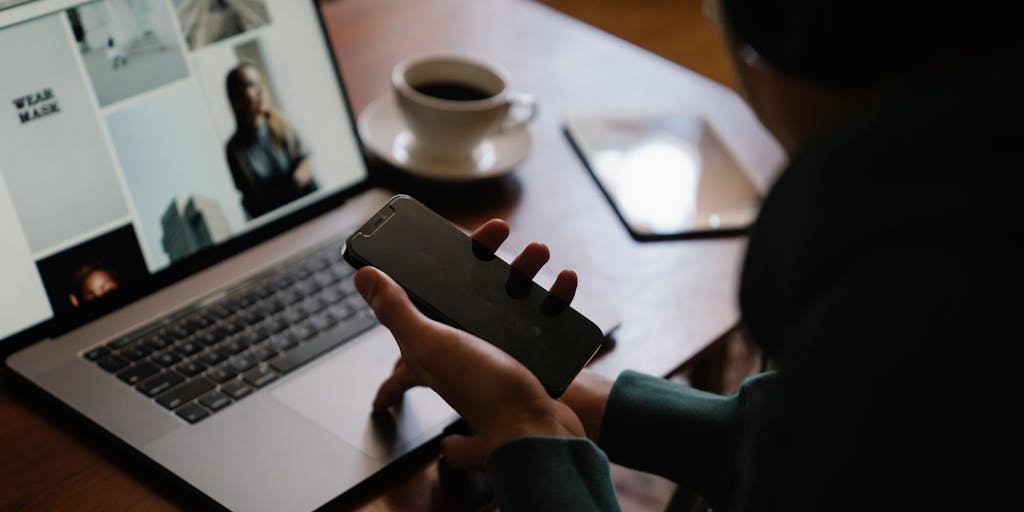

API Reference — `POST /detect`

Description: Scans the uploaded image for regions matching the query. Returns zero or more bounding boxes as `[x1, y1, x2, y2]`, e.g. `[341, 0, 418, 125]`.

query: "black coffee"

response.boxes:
[413, 81, 493, 101]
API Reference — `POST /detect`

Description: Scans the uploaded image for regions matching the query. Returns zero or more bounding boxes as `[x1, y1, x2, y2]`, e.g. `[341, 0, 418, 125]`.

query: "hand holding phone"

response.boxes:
[343, 195, 604, 397]
[352, 265, 586, 466]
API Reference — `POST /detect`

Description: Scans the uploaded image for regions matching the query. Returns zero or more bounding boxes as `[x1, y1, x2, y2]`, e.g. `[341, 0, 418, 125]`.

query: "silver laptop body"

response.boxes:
[1, 1, 454, 510]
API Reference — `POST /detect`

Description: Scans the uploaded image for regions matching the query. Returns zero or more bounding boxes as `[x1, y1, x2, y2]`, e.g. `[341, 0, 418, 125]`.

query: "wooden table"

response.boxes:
[0, 0, 783, 509]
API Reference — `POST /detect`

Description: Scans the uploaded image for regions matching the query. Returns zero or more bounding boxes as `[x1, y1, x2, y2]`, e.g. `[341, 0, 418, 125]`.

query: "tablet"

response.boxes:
[564, 112, 760, 240]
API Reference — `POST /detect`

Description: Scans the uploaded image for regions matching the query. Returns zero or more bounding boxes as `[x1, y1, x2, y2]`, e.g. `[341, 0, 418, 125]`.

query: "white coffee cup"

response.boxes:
[392, 54, 537, 159]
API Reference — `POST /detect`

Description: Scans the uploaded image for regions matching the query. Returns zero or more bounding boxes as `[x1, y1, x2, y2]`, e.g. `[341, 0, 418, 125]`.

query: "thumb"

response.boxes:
[354, 267, 433, 342]
[440, 434, 491, 470]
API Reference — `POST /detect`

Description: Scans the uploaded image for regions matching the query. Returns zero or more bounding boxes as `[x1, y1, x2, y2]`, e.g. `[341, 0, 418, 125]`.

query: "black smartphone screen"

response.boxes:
[343, 195, 603, 397]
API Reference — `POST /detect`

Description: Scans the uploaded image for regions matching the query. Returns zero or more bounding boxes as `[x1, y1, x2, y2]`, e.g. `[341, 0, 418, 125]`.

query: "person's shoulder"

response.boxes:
[226, 132, 244, 150]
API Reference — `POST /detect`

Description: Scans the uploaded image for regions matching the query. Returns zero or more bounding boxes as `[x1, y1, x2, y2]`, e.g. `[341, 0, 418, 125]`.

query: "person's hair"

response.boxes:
[722, 0, 1014, 89]
[225, 61, 292, 149]
[71, 261, 118, 297]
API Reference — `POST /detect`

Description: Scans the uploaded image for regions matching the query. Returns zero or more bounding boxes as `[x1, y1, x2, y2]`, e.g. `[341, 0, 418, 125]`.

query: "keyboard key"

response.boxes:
[152, 351, 182, 367]
[119, 343, 151, 361]
[264, 297, 286, 314]
[304, 297, 328, 314]
[318, 288, 344, 304]
[269, 313, 377, 374]
[196, 349, 227, 366]
[283, 306, 308, 324]
[227, 352, 259, 373]
[192, 331, 220, 347]
[331, 263, 353, 281]
[279, 289, 304, 305]
[174, 339, 203, 357]
[143, 334, 172, 351]
[163, 325, 190, 341]
[214, 338, 247, 358]
[250, 344, 277, 362]
[198, 390, 232, 411]
[297, 280, 321, 296]
[290, 323, 317, 341]
[235, 309, 259, 325]
[263, 317, 288, 334]
[97, 354, 130, 373]
[221, 379, 253, 400]
[117, 361, 160, 385]
[254, 284, 276, 299]
[268, 333, 299, 352]
[84, 346, 110, 361]
[313, 273, 336, 289]
[238, 329, 266, 346]
[326, 303, 354, 322]
[209, 324, 232, 340]
[243, 366, 279, 388]
[339, 279, 357, 295]
[235, 293, 256, 309]
[175, 403, 210, 424]
[137, 371, 184, 397]
[156, 377, 215, 410]
[214, 304, 236, 319]
[309, 313, 337, 332]
[182, 315, 209, 332]
[205, 366, 237, 383]
[175, 360, 207, 377]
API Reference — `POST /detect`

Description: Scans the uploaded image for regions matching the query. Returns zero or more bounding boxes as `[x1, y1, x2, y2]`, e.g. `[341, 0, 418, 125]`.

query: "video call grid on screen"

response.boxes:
[0, 0, 366, 340]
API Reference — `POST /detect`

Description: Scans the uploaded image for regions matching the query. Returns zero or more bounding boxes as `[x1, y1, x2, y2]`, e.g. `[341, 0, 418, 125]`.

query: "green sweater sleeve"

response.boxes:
[485, 436, 620, 511]
[598, 370, 777, 506]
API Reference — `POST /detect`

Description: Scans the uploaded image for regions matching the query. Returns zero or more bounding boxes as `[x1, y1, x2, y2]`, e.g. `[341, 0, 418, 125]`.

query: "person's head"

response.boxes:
[226, 62, 267, 127]
[707, 0, 1013, 152]
[69, 261, 119, 308]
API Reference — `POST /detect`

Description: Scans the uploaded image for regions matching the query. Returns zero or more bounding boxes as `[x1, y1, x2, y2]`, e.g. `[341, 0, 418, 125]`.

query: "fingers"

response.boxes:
[354, 267, 434, 343]
[510, 242, 550, 278]
[440, 434, 490, 469]
[470, 219, 510, 253]
[548, 269, 578, 305]
[372, 362, 421, 411]
[470, 221, 577, 305]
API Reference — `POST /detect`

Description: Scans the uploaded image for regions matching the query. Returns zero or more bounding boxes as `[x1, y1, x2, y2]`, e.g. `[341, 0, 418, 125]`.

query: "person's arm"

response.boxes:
[226, 142, 258, 218]
[597, 370, 777, 507]
[485, 436, 620, 511]
[357, 219, 617, 510]
[292, 158, 314, 189]
[283, 121, 315, 189]
[225, 143, 246, 193]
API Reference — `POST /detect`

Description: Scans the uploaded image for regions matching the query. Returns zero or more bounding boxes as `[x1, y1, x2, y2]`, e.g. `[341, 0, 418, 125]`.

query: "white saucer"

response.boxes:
[357, 94, 531, 182]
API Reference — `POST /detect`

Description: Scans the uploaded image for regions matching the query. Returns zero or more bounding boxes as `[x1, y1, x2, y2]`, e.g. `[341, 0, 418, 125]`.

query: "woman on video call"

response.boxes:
[225, 62, 317, 220]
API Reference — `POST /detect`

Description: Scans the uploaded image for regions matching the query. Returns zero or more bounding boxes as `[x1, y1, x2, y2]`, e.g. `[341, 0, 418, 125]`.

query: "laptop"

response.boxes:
[0, 1, 458, 510]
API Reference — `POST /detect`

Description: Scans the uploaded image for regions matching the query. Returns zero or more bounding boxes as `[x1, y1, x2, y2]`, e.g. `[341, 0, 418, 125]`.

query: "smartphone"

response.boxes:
[342, 195, 604, 397]
[564, 112, 761, 241]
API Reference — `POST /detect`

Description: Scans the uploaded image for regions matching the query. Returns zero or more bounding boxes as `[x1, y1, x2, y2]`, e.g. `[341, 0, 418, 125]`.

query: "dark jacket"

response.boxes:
[485, 45, 1022, 511]
[226, 120, 314, 219]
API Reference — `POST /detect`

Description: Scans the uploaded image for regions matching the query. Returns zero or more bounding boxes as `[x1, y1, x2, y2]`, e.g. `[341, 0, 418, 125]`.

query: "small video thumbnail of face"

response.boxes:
[66, 0, 189, 107]
[173, 0, 271, 51]
[35, 225, 149, 316]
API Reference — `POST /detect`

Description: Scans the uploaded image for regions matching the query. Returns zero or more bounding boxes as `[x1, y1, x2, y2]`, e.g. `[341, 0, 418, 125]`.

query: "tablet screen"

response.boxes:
[565, 112, 760, 240]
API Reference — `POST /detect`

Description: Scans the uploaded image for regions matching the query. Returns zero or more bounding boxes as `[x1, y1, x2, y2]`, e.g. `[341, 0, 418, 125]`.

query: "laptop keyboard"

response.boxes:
[80, 241, 377, 425]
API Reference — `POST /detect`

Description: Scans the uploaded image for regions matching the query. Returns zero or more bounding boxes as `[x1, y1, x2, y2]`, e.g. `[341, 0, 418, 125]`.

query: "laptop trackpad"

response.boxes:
[270, 327, 456, 459]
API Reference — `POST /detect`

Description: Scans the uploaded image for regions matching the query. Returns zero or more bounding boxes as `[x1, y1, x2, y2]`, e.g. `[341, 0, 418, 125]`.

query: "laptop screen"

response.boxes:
[0, 0, 367, 342]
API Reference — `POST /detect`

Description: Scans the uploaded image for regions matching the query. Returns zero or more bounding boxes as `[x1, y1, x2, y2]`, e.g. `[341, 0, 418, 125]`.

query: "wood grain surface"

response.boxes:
[0, 1, 782, 510]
